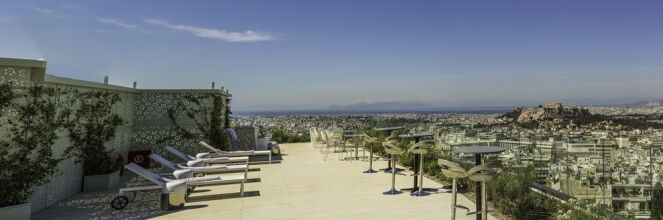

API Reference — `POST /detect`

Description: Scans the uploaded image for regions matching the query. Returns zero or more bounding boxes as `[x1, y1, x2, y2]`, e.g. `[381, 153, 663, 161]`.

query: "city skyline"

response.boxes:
[1, 0, 663, 110]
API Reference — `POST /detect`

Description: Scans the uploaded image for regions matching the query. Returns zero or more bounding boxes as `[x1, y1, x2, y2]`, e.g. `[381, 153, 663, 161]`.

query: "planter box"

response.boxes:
[83, 170, 120, 192]
[0, 203, 31, 220]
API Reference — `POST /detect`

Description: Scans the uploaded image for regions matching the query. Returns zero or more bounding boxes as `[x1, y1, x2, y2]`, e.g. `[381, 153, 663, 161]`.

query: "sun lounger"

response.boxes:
[199, 141, 272, 164]
[165, 146, 249, 165]
[126, 162, 245, 192]
[111, 163, 245, 211]
[149, 153, 248, 174]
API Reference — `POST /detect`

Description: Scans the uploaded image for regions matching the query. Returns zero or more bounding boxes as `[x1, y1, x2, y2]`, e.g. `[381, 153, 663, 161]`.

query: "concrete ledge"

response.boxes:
[0, 57, 46, 68]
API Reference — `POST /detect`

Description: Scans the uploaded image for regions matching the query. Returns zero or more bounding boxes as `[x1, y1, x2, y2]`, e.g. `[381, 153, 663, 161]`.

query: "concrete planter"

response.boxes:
[0, 203, 31, 220]
[83, 170, 120, 192]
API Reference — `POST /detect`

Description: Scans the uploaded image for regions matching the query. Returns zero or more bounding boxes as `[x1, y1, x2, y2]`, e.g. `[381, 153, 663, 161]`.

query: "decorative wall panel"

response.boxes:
[132, 91, 220, 158]
[0, 65, 30, 87]
[0, 65, 30, 125]
[134, 93, 177, 122]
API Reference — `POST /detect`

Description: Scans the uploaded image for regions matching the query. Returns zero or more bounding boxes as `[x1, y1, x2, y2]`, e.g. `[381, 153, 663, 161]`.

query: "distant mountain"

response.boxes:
[627, 100, 663, 108]
[327, 101, 442, 110]
[234, 104, 326, 111]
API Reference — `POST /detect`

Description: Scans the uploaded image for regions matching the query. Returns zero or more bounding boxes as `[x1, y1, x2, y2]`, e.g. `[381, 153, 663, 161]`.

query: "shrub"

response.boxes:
[398, 152, 415, 167]
[487, 166, 559, 219]
[422, 151, 444, 179]
[653, 182, 663, 220]
[270, 128, 309, 143]
[558, 201, 619, 220]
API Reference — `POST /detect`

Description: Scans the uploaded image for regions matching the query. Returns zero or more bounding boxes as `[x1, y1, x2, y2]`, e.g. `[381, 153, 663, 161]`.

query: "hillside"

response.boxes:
[501, 102, 663, 130]
[502, 102, 592, 123]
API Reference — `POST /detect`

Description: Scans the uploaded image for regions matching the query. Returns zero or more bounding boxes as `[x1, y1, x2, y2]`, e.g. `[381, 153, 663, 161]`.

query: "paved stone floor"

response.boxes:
[33, 142, 495, 220]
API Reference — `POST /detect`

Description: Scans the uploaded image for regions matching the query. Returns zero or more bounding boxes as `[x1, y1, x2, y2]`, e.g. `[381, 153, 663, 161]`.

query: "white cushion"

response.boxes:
[164, 180, 187, 194]
[196, 152, 211, 159]
[187, 160, 204, 167]
[173, 169, 193, 179]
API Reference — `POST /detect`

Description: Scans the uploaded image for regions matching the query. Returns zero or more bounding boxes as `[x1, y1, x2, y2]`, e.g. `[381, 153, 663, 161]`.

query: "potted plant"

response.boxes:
[0, 84, 68, 219]
[64, 90, 124, 192]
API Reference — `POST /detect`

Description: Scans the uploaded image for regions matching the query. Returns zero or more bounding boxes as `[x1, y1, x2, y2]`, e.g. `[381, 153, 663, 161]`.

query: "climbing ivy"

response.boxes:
[63, 90, 124, 176]
[166, 91, 230, 150]
[0, 83, 69, 207]
[0, 83, 14, 111]
[224, 95, 232, 128]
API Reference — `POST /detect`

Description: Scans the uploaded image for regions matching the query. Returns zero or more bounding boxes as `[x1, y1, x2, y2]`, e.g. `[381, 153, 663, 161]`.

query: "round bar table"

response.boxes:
[453, 146, 504, 220]
[398, 132, 434, 192]
[361, 135, 380, 173]
[374, 126, 404, 173]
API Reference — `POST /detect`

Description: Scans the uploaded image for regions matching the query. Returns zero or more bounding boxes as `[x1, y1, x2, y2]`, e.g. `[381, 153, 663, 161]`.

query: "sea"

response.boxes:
[234, 107, 513, 117]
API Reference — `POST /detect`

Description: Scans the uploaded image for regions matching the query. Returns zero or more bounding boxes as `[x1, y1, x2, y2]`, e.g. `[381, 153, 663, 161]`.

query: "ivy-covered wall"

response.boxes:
[0, 58, 230, 213]
[131, 90, 229, 157]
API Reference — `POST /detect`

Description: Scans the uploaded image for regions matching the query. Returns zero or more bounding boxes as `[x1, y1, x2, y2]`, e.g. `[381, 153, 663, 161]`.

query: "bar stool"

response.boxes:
[340, 138, 351, 160]
[467, 164, 494, 220]
[409, 140, 434, 196]
[330, 128, 343, 153]
[382, 134, 404, 195]
[311, 127, 323, 149]
[438, 159, 469, 220]
[310, 127, 317, 148]
[320, 131, 332, 160]
[362, 134, 379, 173]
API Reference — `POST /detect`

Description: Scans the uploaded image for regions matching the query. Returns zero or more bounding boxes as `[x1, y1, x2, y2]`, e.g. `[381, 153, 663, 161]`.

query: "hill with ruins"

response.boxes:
[502, 103, 592, 123]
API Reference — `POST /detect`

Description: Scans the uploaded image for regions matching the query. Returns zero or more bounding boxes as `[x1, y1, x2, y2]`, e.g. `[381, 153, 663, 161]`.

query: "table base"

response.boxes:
[400, 187, 438, 192]
[382, 189, 403, 195]
[380, 167, 404, 173]
[410, 191, 431, 197]
[362, 169, 378, 173]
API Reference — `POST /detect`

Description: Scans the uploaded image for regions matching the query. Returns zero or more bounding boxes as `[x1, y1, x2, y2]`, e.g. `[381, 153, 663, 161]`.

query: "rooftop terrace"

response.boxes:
[32, 142, 493, 220]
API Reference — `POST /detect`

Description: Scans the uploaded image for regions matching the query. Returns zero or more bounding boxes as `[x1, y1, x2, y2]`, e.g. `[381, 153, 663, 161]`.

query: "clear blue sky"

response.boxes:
[1, 0, 662, 110]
